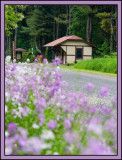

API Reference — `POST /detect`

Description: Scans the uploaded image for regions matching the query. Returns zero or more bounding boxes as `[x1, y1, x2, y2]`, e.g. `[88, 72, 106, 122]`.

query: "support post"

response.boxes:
[12, 41, 16, 61]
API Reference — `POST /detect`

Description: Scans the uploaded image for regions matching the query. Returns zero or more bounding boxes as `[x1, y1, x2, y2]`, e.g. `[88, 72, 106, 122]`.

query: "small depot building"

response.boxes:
[14, 48, 27, 61]
[44, 35, 96, 64]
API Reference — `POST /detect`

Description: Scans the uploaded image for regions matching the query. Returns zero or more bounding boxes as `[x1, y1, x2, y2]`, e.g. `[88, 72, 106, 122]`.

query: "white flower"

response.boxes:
[5, 147, 12, 155]
[40, 130, 55, 140]
[51, 71, 56, 75]
[32, 123, 40, 129]
[13, 59, 16, 63]
[5, 105, 8, 113]
[56, 102, 61, 107]
[53, 152, 59, 155]
[5, 56, 11, 63]
[18, 106, 23, 112]
[57, 66, 60, 69]
[41, 143, 52, 149]
[61, 95, 65, 99]
[40, 85, 45, 90]
[52, 79, 55, 83]
[27, 59, 30, 63]
[5, 131, 9, 137]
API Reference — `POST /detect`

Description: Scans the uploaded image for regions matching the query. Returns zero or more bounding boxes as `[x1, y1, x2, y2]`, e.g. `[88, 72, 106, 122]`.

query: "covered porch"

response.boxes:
[51, 46, 66, 64]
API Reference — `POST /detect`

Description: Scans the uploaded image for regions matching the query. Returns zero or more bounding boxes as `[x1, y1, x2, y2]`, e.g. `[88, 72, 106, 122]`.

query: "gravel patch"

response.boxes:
[59, 69, 117, 97]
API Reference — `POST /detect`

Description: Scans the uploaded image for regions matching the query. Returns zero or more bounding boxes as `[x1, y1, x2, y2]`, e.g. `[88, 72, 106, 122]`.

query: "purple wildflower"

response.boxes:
[34, 59, 38, 62]
[8, 122, 17, 135]
[38, 113, 45, 126]
[52, 57, 62, 66]
[27, 59, 30, 63]
[63, 131, 79, 144]
[83, 138, 114, 155]
[87, 117, 103, 135]
[47, 120, 57, 129]
[104, 117, 117, 133]
[64, 119, 72, 130]
[21, 137, 46, 155]
[17, 127, 27, 138]
[101, 105, 112, 115]
[112, 96, 117, 107]
[43, 59, 48, 64]
[21, 107, 30, 116]
[36, 97, 46, 108]
[80, 97, 88, 106]
[100, 86, 109, 97]
[86, 82, 94, 93]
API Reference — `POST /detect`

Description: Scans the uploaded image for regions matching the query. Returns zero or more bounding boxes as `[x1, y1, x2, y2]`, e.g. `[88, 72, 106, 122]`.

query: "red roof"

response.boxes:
[44, 35, 96, 48]
[14, 48, 27, 52]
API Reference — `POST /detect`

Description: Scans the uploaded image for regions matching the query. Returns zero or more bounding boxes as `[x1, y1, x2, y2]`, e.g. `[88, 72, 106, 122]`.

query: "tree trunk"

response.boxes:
[53, 19, 56, 40]
[110, 7, 114, 53]
[35, 36, 42, 54]
[110, 17, 114, 53]
[66, 5, 69, 35]
[56, 7, 60, 39]
[39, 36, 41, 49]
[5, 36, 9, 53]
[9, 35, 12, 56]
[15, 7, 18, 49]
[69, 5, 72, 35]
[7, 36, 9, 51]
[15, 26, 17, 49]
[56, 20, 59, 39]
[86, 13, 92, 43]
[53, 8, 56, 40]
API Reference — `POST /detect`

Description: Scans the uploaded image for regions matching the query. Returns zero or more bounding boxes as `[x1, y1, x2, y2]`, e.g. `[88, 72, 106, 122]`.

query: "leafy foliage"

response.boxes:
[5, 5, 24, 36]
[96, 40, 110, 57]
[5, 5, 117, 58]
[74, 57, 117, 74]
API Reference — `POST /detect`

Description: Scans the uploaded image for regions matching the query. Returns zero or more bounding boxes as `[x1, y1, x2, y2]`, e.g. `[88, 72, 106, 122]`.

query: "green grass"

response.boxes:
[60, 57, 117, 75]
[60, 64, 117, 76]
[71, 57, 117, 74]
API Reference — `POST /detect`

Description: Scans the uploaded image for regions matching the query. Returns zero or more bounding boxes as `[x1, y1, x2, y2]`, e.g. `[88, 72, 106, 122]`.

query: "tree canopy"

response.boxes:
[5, 4, 117, 58]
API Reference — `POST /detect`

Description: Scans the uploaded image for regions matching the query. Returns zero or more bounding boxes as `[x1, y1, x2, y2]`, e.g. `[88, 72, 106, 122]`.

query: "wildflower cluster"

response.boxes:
[5, 57, 117, 155]
[34, 55, 43, 63]
[52, 57, 62, 66]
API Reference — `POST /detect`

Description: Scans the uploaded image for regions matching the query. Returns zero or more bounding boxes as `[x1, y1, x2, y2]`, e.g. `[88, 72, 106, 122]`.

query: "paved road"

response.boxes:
[59, 69, 117, 97]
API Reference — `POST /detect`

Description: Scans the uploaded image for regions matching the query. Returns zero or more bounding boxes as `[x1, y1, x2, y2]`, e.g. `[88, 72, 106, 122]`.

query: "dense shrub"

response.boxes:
[74, 57, 117, 74]
[67, 62, 74, 66]
[96, 40, 110, 57]
[22, 52, 35, 63]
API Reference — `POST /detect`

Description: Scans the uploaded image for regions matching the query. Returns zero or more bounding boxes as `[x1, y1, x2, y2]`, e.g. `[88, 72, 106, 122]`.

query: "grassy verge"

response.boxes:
[60, 65, 117, 76]
[74, 57, 117, 74]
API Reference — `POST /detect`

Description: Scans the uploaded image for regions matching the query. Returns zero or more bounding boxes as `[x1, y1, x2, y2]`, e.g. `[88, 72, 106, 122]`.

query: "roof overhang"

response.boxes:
[44, 35, 96, 48]
[14, 48, 27, 52]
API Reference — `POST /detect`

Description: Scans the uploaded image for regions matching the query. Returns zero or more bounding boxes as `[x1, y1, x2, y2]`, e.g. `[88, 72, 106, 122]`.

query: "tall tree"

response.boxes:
[5, 5, 24, 55]
[96, 5, 117, 53]
[66, 5, 72, 35]
[22, 5, 54, 54]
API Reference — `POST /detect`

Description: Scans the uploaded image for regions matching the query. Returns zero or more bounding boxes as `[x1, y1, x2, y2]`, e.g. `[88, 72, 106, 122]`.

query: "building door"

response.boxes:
[76, 48, 83, 59]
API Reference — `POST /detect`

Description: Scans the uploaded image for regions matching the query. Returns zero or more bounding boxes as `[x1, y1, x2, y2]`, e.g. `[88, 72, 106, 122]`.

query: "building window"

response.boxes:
[16, 53, 21, 59]
[76, 48, 83, 59]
